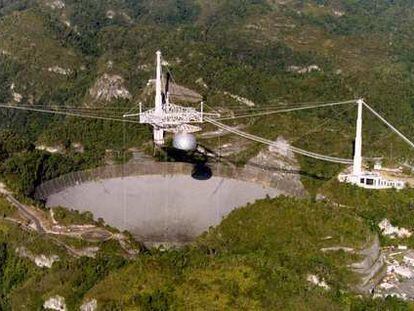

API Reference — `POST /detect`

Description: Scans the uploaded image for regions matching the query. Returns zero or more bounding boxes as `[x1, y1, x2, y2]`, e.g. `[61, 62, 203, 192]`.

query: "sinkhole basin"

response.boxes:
[42, 162, 286, 246]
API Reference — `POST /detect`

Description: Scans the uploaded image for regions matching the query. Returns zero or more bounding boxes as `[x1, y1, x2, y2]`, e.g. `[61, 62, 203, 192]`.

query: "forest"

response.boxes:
[0, 0, 414, 309]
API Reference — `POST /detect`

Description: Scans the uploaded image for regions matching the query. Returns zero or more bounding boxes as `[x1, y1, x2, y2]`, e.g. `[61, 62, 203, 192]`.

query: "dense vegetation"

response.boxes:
[0, 129, 102, 195]
[1, 0, 414, 309]
[1, 194, 412, 310]
[0, 0, 413, 194]
[0, 1, 411, 195]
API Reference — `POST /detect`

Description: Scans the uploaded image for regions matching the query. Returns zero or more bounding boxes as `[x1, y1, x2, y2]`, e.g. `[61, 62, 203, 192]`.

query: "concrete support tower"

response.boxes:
[153, 51, 165, 145]
[353, 99, 363, 176]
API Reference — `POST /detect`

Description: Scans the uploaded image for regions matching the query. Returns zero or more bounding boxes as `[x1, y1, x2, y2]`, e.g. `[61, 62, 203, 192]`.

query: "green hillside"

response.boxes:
[0, 196, 396, 310]
[1, 1, 414, 309]
[0, 0, 413, 194]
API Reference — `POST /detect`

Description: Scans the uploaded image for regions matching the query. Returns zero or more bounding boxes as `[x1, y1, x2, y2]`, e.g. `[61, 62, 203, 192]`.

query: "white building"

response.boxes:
[338, 172, 405, 190]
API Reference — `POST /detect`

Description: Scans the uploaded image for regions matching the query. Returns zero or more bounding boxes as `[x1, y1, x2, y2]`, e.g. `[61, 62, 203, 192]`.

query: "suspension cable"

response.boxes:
[205, 117, 353, 164]
[0, 103, 142, 124]
[363, 101, 414, 149]
[213, 99, 358, 121]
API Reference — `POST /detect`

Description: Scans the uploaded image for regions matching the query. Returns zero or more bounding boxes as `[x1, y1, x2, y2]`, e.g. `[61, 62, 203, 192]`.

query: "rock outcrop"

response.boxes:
[45, 0, 65, 10]
[48, 66, 72, 76]
[80, 299, 97, 311]
[89, 74, 131, 102]
[378, 219, 412, 239]
[16, 247, 59, 268]
[43, 295, 67, 311]
[224, 91, 255, 107]
[307, 274, 330, 290]
[10, 83, 22, 103]
[288, 65, 321, 74]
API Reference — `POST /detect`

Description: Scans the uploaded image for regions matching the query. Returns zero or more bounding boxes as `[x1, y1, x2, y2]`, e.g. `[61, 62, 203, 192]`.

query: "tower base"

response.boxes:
[338, 172, 405, 190]
[154, 128, 165, 146]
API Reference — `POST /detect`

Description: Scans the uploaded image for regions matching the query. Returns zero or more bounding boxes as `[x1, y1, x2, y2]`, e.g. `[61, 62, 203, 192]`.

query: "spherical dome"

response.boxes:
[173, 132, 197, 151]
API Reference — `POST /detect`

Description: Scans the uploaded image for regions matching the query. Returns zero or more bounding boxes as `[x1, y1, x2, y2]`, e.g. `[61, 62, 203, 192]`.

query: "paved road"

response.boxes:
[6, 195, 45, 233]
[5, 194, 139, 258]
